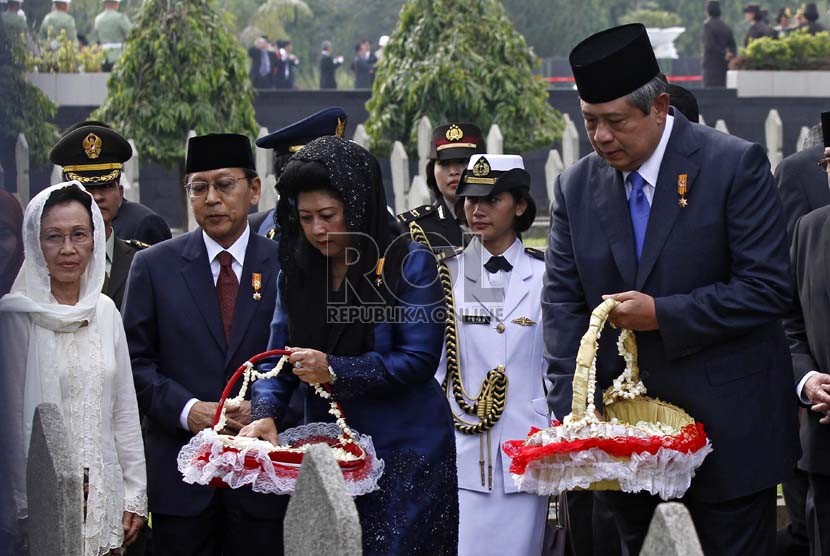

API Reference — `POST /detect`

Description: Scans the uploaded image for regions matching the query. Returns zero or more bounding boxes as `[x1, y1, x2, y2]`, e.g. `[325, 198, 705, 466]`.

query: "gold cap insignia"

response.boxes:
[445, 124, 464, 142]
[472, 156, 490, 177]
[82, 133, 102, 160]
[511, 316, 537, 327]
[335, 117, 346, 138]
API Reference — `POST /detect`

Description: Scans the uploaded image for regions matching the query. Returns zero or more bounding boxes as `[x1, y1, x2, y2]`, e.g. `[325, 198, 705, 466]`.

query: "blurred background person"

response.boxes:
[38, 0, 77, 45]
[318, 40, 343, 89]
[702, 0, 736, 88]
[249, 36, 276, 89]
[89, 0, 133, 71]
[275, 39, 298, 89]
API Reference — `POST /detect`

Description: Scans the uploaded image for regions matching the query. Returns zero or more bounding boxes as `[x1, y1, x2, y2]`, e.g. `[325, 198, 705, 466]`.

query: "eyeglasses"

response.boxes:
[41, 230, 92, 247]
[818, 158, 830, 172]
[184, 176, 247, 198]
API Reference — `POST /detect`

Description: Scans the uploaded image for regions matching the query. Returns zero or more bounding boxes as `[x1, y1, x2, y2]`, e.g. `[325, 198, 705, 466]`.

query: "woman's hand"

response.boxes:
[288, 347, 331, 384]
[238, 417, 279, 445]
[122, 511, 145, 546]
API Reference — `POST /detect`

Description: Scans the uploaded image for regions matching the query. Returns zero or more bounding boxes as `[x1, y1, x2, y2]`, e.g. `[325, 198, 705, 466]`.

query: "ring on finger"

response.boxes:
[295, 361, 303, 369]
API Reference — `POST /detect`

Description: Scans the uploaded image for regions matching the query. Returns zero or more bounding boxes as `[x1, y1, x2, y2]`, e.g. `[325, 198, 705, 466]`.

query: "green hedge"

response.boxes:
[365, 0, 562, 157]
[740, 30, 830, 70]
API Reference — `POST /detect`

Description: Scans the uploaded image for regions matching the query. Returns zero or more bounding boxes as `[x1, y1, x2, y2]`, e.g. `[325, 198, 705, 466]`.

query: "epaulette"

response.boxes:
[435, 245, 464, 263]
[524, 247, 544, 260]
[396, 205, 434, 224]
[125, 239, 150, 250]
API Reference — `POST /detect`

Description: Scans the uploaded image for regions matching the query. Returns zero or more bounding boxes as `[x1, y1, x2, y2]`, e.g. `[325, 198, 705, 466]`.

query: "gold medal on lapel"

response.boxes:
[511, 316, 537, 327]
[252, 273, 262, 301]
[677, 174, 688, 207]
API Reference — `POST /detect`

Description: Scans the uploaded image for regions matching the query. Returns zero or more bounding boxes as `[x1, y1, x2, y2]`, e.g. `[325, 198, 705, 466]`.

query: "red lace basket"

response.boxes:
[177, 350, 384, 496]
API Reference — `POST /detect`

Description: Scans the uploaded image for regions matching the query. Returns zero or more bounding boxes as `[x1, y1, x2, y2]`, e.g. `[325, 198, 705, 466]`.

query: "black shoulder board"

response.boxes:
[125, 239, 150, 250]
[525, 247, 544, 260]
[396, 205, 434, 223]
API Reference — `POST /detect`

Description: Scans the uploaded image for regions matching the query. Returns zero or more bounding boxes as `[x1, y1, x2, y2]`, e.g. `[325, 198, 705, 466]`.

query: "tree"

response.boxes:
[365, 0, 562, 156]
[0, 21, 58, 167]
[94, 0, 258, 169]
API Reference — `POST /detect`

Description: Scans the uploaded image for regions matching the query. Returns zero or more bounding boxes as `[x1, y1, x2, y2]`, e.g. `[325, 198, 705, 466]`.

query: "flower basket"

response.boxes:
[503, 299, 712, 500]
[177, 349, 384, 496]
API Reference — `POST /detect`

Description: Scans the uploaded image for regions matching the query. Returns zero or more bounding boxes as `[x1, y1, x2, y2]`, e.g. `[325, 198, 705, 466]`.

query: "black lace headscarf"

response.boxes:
[276, 136, 409, 356]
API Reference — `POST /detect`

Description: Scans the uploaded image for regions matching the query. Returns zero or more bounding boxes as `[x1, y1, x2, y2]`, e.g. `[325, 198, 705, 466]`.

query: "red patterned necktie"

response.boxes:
[216, 251, 239, 342]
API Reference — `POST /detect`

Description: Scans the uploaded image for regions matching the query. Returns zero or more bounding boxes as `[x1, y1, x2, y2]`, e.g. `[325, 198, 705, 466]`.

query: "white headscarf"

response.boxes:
[0, 181, 107, 524]
[0, 180, 106, 329]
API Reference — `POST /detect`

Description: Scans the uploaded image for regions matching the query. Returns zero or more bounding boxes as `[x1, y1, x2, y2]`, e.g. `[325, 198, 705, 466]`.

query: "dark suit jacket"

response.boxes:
[248, 47, 276, 89]
[786, 207, 830, 475]
[112, 199, 172, 246]
[702, 17, 736, 87]
[105, 236, 138, 311]
[352, 55, 372, 89]
[776, 143, 830, 242]
[319, 53, 339, 89]
[544, 109, 799, 503]
[122, 229, 279, 516]
[274, 56, 296, 89]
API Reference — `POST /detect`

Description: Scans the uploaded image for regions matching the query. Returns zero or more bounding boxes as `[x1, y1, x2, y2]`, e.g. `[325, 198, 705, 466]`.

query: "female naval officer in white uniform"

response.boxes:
[436, 154, 550, 556]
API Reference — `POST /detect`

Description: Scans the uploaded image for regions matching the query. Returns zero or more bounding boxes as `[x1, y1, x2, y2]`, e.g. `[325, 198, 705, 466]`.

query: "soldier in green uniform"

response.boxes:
[89, 0, 131, 70]
[1, 0, 27, 38]
[38, 0, 76, 45]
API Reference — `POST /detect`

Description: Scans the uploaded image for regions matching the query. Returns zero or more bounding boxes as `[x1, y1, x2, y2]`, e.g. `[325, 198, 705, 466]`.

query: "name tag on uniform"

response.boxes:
[461, 313, 491, 325]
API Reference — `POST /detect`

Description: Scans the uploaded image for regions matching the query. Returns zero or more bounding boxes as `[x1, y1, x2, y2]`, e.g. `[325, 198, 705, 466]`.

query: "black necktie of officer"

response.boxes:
[484, 255, 513, 274]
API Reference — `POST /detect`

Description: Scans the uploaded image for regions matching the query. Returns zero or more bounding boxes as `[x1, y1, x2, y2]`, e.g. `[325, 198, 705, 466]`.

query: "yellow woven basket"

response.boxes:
[503, 298, 712, 498]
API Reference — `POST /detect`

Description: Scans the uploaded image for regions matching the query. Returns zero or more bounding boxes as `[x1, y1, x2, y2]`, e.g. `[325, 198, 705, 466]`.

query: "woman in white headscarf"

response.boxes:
[0, 182, 146, 556]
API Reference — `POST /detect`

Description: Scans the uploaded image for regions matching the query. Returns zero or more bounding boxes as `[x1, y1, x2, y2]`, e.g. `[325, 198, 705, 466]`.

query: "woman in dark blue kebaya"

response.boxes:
[240, 136, 458, 555]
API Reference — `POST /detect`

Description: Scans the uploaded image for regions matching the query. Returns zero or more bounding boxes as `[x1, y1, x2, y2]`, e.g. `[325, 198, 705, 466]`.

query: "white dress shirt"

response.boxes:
[623, 114, 675, 205]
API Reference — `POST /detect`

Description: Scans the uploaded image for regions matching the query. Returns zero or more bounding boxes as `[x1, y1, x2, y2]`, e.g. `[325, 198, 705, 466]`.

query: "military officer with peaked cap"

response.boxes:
[251, 106, 348, 240]
[544, 23, 797, 555]
[397, 122, 484, 256]
[436, 154, 549, 556]
[50, 121, 147, 312]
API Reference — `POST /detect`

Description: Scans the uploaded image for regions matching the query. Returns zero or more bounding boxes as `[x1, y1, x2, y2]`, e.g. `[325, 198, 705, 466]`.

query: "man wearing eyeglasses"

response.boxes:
[785, 111, 830, 556]
[122, 133, 285, 555]
[50, 120, 148, 312]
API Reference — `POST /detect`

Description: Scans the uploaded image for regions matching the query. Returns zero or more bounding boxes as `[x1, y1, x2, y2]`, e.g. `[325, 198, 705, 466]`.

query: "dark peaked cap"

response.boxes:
[50, 120, 132, 186]
[256, 106, 347, 155]
[185, 133, 255, 174]
[569, 23, 660, 104]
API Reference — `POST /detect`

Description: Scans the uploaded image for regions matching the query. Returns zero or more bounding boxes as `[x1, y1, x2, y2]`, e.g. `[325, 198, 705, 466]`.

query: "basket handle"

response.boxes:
[213, 349, 292, 427]
[570, 299, 640, 420]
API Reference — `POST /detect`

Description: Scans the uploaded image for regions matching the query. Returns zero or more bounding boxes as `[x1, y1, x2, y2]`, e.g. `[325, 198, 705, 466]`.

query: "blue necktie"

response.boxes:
[628, 171, 650, 262]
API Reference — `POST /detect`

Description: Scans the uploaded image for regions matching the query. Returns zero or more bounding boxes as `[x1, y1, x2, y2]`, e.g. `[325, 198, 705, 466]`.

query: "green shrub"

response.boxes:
[365, 0, 562, 157]
[740, 30, 830, 70]
[0, 23, 58, 166]
[94, 0, 258, 170]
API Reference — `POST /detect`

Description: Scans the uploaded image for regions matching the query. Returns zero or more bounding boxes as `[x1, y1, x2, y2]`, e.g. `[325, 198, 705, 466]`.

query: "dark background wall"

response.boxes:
[8, 88, 829, 228]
